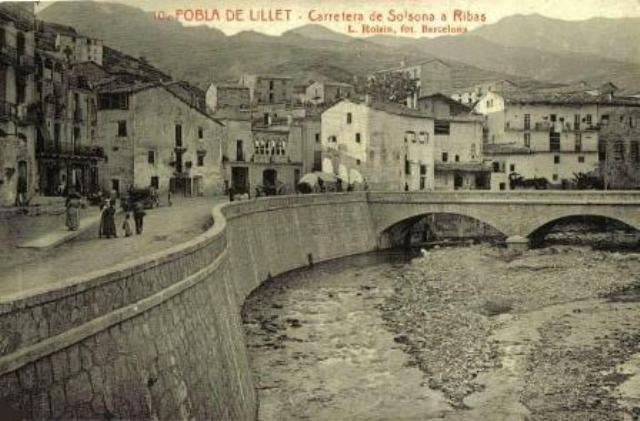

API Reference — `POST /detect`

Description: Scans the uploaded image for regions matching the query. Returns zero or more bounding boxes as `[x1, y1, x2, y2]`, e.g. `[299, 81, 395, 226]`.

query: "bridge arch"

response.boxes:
[521, 210, 640, 239]
[377, 210, 509, 248]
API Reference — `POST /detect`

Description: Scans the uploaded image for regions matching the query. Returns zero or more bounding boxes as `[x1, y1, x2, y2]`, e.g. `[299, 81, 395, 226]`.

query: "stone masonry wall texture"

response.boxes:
[0, 193, 377, 420]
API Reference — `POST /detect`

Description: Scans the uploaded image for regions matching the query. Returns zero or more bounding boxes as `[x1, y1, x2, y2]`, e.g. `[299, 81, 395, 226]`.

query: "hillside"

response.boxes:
[37, 1, 516, 89]
[37, 2, 640, 91]
[470, 14, 640, 65]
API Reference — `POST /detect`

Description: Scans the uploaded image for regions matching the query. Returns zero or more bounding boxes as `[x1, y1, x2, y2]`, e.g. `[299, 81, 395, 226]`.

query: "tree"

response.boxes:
[365, 71, 419, 104]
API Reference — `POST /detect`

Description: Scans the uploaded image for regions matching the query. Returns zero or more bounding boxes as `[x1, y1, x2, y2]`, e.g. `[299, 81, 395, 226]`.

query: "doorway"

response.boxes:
[263, 169, 277, 195]
[454, 173, 463, 190]
[231, 166, 248, 194]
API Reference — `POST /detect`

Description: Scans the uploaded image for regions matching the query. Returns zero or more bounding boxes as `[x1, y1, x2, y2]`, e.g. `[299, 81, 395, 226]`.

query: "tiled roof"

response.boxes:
[498, 89, 640, 106]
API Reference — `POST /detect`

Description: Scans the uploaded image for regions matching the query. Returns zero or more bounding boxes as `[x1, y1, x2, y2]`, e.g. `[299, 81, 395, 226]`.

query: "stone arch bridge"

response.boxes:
[367, 191, 640, 249]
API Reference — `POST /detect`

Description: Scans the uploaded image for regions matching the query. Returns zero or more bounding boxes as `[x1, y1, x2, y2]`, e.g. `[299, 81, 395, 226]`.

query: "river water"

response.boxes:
[242, 246, 640, 420]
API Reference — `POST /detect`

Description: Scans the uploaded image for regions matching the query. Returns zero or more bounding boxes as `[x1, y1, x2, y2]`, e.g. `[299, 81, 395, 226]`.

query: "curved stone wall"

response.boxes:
[0, 193, 376, 419]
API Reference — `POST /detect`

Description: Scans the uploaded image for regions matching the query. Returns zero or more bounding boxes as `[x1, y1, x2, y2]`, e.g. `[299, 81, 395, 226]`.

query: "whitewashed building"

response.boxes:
[321, 99, 435, 191]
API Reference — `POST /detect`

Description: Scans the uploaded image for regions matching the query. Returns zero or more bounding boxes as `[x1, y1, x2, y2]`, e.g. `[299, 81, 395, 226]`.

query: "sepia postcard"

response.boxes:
[0, 0, 639, 419]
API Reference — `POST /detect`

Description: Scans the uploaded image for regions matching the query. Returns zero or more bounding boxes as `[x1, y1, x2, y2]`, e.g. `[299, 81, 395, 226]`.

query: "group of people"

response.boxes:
[98, 199, 146, 239]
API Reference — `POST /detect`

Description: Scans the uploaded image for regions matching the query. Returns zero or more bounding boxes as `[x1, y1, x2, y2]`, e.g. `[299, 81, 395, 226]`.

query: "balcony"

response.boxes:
[0, 45, 17, 66]
[37, 143, 104, 160]
[17, 54, 35, 74]
[0, 101, 16, 122]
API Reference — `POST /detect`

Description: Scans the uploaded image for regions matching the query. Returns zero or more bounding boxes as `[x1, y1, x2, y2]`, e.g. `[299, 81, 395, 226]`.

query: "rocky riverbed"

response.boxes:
[383, 245, 640, 420]
[243, 246, 640, 420]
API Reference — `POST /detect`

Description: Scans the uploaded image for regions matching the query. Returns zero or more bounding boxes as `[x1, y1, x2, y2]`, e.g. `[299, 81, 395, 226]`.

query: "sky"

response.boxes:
[35, 0, 640, 37]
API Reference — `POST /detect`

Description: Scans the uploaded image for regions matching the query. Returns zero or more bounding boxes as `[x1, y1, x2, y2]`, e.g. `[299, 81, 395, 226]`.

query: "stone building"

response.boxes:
[0, 2, 38, 206]
[239, 74, 293, 106]
[417, 94, 490, 190]
[600, 109, 640, 189]
[33, 23, 105, 197]
[95, 81, 224, 196]
[36, 21, 103, 66]
[373, 59, 453, 100]
[303, 81, 354, 105]
[205, 83, 250, 113]
[321, 99, 435, 191]
[475, 89, 612, 190]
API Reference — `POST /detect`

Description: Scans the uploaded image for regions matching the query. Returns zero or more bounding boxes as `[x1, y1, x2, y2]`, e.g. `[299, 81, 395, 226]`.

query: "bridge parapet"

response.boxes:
[367, 190, 640, 245]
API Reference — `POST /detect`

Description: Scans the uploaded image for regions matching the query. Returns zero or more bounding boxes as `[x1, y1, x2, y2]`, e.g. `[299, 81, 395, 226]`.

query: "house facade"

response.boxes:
[321, 99, 435, 191]
[304, 81, 354, 105]
[600, 109, 640, 189]
[205, 83, 250, 113]
[0, 2, 38, 206]
[239, 74, 293, 106]
[476, 90, 606, 189]
[96, 83, 224, 197]
[417, 94, 489, 190]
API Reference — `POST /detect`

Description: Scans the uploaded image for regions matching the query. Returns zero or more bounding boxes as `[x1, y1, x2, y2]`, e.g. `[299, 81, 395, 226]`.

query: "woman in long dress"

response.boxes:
[65, 193, 81, 231]
[101, 200, 118, 238]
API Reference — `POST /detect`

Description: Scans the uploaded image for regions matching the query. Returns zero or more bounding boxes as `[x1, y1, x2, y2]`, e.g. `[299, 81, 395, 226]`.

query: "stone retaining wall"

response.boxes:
[0, 193, 376, 419]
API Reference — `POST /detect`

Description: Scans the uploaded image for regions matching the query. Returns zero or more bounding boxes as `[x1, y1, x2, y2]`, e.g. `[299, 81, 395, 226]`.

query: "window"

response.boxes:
[601, 114, 609, 126]
[419, 132, 429, 144]
[355, 133, 361, 143]
[356, 159, 361, 165]
[509, 164, 515, 172]
[499, 182, 506, 191]
[148, 150, 155, 164]
[197, 151, 205, 166]
[470, 143, 476, 158]
[328, 135, 337, 143]
[586, 114, 592, 127]
[442, 152, 448, 162]
[575, 132, 582, 152]
[268, 93, 274, 103]
[550, 114, 557, 122]
[175, 124, 182, 146]
[524, 114, 531, 130]
[117, 120, 127, 137]
[434, 120, 450, 135]
[16, 79, 26, 104]
[631, 141, 640, 163]
[315, 133, 320, 143]
[404, 156, 410, 175]
[150, 176, 159, 189]
[554, 155, 560, 164]
[198, 127, 203, 139]
[549, 132, 560, 152]
[313, 151, 322, 171]
[524, 133, 531, 148]
[455, 155, 460, 162]
[493, 162, 501, 172]
[98, 93, 128, 110]
[269, 80, 274, 90]
[614, 141, 625, 161]
[73, 127, 80, 143]
[236, 140, 244, 161]
[552, 174, 559, 181]
[578, 156, 585, 163]
[419, 165, 427, 190]
[347, 113, 352, 124]
[574, 114, 581, 130]
[263, 113, 269, 125]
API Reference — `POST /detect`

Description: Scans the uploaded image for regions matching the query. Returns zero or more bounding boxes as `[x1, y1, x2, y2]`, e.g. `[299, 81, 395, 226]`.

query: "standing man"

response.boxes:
[133, 201, 146, 234]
